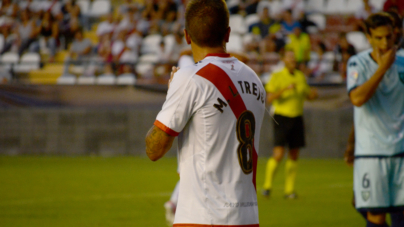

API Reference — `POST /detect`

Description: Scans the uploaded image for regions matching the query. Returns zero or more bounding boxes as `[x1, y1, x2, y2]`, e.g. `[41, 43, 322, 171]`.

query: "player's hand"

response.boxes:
[168, 66, 179, 89]
[375, 47, 396, 72]
[286, 83, 296, 90]
[307, 88, 318, 100]
[344, 144, 355, 167]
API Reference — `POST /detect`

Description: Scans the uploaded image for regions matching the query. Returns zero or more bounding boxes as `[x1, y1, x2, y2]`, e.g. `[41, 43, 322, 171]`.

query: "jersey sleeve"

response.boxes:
[154, 68, 199, 136]
[347, 55, 366, 94]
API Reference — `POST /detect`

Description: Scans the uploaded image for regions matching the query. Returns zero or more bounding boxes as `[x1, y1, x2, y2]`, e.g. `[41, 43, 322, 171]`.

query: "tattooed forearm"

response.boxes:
[145, 126, 174, 161]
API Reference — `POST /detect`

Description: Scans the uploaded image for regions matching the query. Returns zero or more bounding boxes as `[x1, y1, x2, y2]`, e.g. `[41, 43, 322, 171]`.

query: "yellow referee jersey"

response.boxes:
[265, 67, 310, 118]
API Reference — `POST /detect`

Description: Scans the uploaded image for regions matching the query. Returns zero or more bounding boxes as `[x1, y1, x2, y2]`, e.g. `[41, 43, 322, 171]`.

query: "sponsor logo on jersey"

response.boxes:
[399, 72, 404, 84]
[350, 71, 359, 81]
[362, 191, 370, 202]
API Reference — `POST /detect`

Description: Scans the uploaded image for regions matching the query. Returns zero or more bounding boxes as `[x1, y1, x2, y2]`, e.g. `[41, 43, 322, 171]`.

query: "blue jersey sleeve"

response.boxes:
[347, 55, 367, 94]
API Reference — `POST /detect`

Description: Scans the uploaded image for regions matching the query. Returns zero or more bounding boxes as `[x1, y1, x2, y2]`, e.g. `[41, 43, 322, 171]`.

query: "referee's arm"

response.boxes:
[266, 84, 296, 104]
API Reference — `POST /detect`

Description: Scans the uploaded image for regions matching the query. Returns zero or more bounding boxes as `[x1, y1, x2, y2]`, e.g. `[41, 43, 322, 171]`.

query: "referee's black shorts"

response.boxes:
[273, 114, 305, 149]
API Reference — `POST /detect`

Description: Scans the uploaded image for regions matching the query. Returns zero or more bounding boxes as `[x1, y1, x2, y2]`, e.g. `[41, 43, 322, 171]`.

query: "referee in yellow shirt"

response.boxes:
[262, 50, 318, 199]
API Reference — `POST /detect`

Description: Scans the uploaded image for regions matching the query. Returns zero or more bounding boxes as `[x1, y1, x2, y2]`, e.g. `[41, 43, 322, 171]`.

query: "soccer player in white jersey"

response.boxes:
[145, 0, 266, 226]
[347, 12, 404, 227]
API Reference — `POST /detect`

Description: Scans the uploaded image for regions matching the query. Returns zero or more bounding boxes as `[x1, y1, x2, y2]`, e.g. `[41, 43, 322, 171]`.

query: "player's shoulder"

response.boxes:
[347, 49, 372, 67]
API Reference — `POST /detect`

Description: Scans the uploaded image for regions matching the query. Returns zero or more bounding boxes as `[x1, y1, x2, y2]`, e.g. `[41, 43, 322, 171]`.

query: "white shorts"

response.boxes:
[354, 156, 404, 213]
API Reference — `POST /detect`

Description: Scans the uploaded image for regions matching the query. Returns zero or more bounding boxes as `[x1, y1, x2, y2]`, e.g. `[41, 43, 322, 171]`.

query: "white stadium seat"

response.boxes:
[227, 34, 243, 53]
[370, 0, 384, 11]
[89, 0, 111, 17]
[307, 13, 326, 31]
[163, 34, 175, 56]
[96, 75, 116, 85]
[305, 0, 326, 13]
[140, 34, 162, 55]
[323, 51, 335, 63]
[77, 0, 90, 15]
[0, 52, 19, 72]
[14, 53, 41, 73]
[57, 74, 77, 85]
[139, 54, 159, 64]
[346, 0, 363, 15]
[117, 74, 136, 85]
[226, 0, 240, 9]
[77, 75, 96, 85]
[324, 0, 346, 15]
[229, 15, 247, 35]
[257, 0, 283, 17]
[245, 14, 260, 30]
[136, 63, 153, 77]
[347, 31, 370, 52]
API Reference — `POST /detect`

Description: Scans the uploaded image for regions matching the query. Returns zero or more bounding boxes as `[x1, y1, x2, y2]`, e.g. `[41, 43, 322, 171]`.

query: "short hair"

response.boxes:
[365, 12, 394, 35]
[185, 0, 229, 48]
[386, 10, 403, 30]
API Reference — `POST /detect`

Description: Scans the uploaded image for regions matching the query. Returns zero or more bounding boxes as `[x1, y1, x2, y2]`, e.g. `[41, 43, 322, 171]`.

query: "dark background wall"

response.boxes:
[0, 106, 353, 158]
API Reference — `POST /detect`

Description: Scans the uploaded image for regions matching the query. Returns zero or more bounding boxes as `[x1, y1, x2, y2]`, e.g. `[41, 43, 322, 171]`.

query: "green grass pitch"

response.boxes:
[0, 156, 366, 227]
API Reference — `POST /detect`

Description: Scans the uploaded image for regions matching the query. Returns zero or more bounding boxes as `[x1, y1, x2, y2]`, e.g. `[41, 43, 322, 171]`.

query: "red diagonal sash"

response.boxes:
[196, 63, 258, 191]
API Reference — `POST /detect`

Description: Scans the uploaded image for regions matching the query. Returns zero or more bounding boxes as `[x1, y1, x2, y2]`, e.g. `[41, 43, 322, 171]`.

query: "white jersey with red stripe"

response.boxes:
[155, 53, 266, 227]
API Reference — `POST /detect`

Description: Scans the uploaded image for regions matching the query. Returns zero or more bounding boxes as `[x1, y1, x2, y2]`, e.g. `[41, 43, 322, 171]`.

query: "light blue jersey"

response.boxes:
[347, 49, 404, 157]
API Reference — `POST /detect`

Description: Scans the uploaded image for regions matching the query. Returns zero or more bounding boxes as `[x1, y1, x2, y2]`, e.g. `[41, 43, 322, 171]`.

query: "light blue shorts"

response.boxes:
[354, 156, 404, 212]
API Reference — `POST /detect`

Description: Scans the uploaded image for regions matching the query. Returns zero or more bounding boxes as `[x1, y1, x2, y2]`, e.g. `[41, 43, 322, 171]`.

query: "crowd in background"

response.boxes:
[0, 0, 403, 84]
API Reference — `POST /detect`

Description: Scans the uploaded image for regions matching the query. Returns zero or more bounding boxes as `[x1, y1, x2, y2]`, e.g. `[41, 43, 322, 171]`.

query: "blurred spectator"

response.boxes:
[117, 8, 140, 35]
[119, 0, 140, 15]
[119, 64, 136, 78]
[97, 33, 113, 63]
[250, 7, 281, 39]
[0, 0, 18, 19]
[307, 42, 332, 81]
[281, 9, 301, 35]
[262, 39, 283, 74]
[334, 33, 356, 80]
[285, 26, 310, 71]
[18, 0, 42, 16]
[97, 13, 116, 38]
[0, 27, 16, 54]
[40, 11, 59, 62]
[63, 29, 92, 75]
[98, 64, 116, 77]
[282, 0, 305, 20]
[160, 10, 178, 35]
[334, 33, 356, 59]
[168, 32, 187, 63]
[383, 0, 404, 17]
[298, 12, 317, 33]
[63, 17, 82, 49]
[17, 10, 40, 56]
[41, 0, 62, 17]
[126, 30, 142, 56]
[355, 0, 378, 31]
[111, 30, 129, 64]
[229, 0, 259, 15]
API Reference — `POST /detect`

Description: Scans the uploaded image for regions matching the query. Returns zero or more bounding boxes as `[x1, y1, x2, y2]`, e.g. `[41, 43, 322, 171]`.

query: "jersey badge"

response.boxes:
[361, 191, 370, 202]
[349, 71, 358, 81]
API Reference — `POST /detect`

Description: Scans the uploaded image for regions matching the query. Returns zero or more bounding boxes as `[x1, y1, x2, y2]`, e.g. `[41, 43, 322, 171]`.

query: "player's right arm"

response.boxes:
[145, 126, 175, 161]
[349, 47, 396, 107]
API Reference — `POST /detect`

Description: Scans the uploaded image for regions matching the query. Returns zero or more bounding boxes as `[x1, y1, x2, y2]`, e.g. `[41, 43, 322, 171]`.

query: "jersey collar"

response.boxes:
[205, 53, 231, 58]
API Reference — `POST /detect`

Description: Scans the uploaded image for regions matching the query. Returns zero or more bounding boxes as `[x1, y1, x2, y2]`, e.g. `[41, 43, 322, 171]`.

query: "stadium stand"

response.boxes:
[0, 0, 399, 85]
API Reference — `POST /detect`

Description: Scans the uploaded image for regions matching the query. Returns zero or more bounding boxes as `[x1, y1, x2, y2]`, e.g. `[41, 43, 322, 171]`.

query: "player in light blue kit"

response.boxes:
[347, 12, 404, 227]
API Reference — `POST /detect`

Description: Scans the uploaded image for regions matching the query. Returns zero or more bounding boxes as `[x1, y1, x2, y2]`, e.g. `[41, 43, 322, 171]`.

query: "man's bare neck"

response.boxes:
[191, 43, 227, 62]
